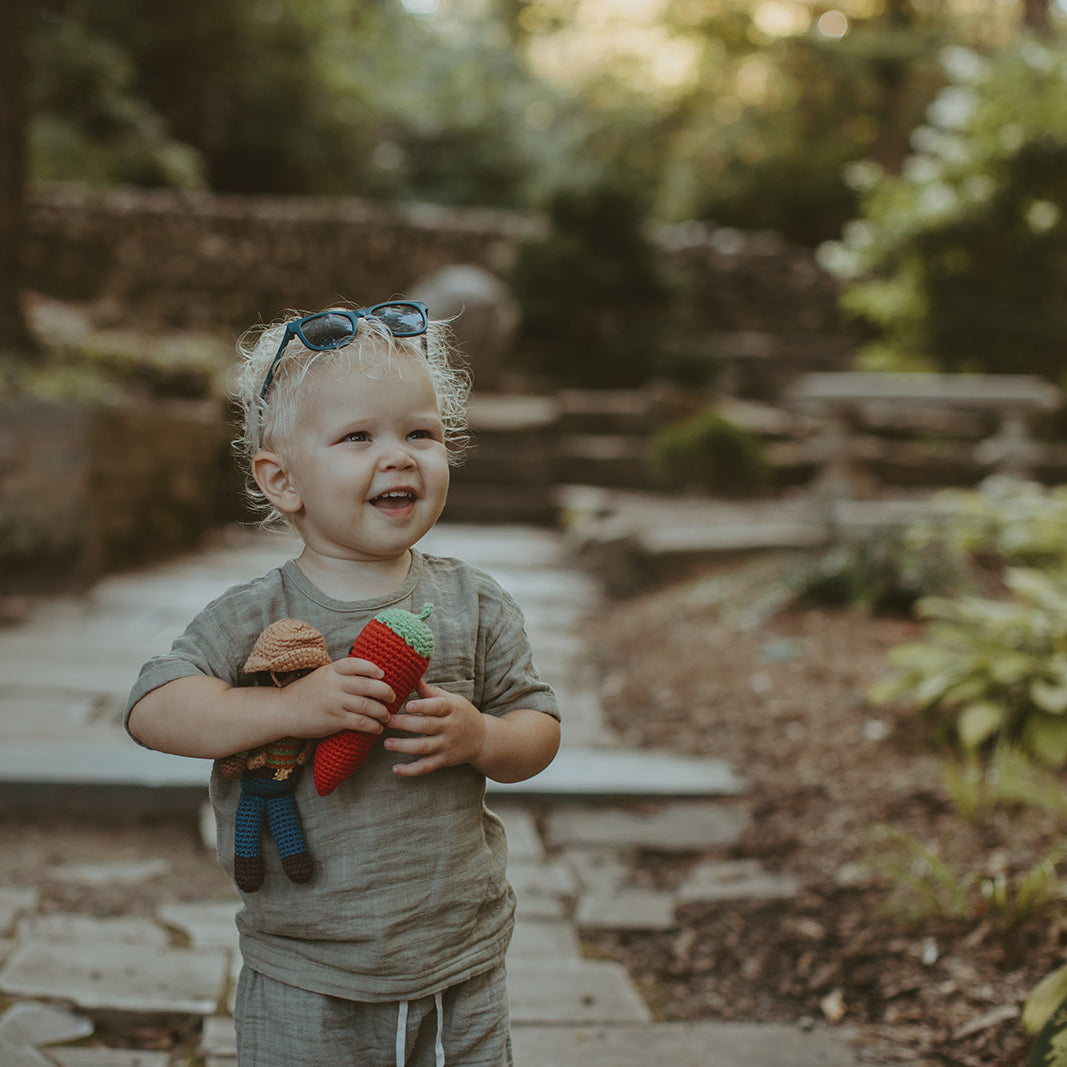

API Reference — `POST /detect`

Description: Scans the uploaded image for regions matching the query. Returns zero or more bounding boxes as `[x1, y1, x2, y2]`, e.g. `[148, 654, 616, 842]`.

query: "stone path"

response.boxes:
[0, 524, 871, 1065]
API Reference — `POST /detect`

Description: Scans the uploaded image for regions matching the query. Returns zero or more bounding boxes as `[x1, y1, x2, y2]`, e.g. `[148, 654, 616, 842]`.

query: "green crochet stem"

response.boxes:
[376, 603, 435, 658]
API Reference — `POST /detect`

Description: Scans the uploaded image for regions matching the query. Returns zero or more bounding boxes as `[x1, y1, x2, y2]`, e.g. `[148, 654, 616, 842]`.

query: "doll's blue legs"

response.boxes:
[233, 775, 313, 892]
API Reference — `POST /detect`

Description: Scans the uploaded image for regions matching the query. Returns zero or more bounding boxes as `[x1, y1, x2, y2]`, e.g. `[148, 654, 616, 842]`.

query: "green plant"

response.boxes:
[908, 477, 1067, 577]
[869, 824, 1065, 927]
[870, 568, 1067, 765]
[650, 407, 769, 496]
[798, 530, 967, 614]
[945, 747, 1067, 824]
[1026, 965, 1067, 1051]
[511, 180, 672, 389]
[821, 40, 1067, 379]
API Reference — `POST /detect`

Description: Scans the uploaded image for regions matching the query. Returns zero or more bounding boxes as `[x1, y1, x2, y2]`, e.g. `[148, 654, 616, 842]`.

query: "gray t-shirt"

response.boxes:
[125, 550, 559, 1001]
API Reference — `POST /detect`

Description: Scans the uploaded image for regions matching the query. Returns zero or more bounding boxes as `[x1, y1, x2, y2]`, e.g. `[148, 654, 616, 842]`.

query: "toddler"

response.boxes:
[125, 301, 561, 1066]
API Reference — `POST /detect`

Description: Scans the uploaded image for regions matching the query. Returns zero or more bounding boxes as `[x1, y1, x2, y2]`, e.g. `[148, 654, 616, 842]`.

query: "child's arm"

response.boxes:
[385, 680, 561, 783]
[127, 658, 396, 758]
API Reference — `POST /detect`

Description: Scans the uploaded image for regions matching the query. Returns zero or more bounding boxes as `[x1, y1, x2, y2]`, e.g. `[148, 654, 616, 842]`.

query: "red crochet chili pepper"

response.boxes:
[313, 604, 434, 796]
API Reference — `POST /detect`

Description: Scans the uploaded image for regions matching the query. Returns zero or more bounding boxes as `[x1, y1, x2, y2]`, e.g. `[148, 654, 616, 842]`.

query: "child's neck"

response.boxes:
[295, 546, 413, 602]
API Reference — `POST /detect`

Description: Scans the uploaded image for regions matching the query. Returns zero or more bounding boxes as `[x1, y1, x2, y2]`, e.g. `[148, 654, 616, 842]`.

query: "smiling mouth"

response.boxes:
[371, 490, 417, 508]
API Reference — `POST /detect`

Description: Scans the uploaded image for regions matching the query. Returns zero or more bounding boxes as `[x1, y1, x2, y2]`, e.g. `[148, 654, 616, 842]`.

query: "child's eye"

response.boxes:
[408, 428, 441, 441]
[342, 430, 370, 443]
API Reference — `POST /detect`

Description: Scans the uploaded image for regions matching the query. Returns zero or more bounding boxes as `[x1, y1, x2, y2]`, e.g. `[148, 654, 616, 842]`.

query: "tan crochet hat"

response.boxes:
[243, 618, 331, 674]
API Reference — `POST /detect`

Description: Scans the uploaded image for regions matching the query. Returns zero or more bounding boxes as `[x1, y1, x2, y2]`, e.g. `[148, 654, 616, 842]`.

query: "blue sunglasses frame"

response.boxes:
[258, 301, 429, 400]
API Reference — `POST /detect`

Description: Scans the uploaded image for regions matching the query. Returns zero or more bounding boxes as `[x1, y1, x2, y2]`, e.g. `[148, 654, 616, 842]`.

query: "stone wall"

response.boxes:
[25, 186, 545, 332]
[24, 185, 851, 346]
[0, 399, 238, 591]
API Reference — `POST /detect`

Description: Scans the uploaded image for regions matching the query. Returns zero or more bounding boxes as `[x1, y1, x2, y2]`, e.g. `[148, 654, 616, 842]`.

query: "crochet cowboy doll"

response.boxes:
[218, 618, 328, 893]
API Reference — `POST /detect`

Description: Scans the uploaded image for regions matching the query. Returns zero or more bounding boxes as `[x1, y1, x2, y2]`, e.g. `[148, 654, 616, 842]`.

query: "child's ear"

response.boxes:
[253, 450, 302, 514]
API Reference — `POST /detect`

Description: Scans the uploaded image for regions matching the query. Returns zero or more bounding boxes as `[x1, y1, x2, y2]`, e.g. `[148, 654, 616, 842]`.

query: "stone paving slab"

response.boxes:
[544, 799, 750, 850]
[508, 919, 583, 961]
[44, 859, 172, 886]
[14, 915, 170, 948]
[514, 893, 569, 922]
[0, 1044, 55, 1067]
[490, 803, 545, 860]
[0, 942, 230, 1015]
[575, 888, 677, 931]
[0, 1001, 93, 1052]
[492, 748, 746, 799]
[507, 856, 578, 900]
[676, 858, 802, 904]
[508, 960, 652, 1024]
[50, 1049, 171, 1067]
[157, 901, 241, 950]
[0, 889, 39, 934]
[510, 1022, 862, 1066]
[0, 736, 211, 788]
[200, 1015, 238, 1060]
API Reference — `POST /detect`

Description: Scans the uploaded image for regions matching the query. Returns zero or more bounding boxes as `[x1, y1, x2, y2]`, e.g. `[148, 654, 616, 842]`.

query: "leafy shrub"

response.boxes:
[908, 476, 1067, 575]
[869, 824, 1065, 928]
[820, 40, 1067, 379]
[511, 180, 672, 389]
[796, 477, 1067, 613]
[870, 568, 1067, 765]
[650, 407, 769, 496]
[797, 531, 967, 614]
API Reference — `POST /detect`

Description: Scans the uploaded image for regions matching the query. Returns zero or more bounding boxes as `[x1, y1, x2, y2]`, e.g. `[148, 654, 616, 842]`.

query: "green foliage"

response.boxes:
[0, 310, 230, 403]
[28, 12, 205, 188]
[909, 477, 1067, 574]
[511, 181, 673, 388]
[870, 568, 1067, 765]
[823, 40, 1067, 379]
[28, 0, 575, 207]
[797, 530, 966, 614]
[867, 478, 1067, 762]
[944, 747, 1067, 824]
[1026, 965, 1067, 1039]
[650, 406, 769, 496]
[869, 824, 1066, 927]
[805, 476, 1067, 613]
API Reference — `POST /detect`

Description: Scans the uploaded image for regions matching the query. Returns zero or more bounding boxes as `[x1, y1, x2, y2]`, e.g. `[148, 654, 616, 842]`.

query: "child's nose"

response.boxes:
[379, 441, 416, 469]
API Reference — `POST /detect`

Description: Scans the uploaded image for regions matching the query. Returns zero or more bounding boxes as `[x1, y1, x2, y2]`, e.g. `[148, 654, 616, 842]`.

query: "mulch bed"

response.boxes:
[581, 556, 1067, 1065]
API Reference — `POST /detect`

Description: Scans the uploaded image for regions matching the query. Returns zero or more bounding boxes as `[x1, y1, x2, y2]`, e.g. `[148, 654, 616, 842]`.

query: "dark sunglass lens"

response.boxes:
[299, 313, 357, 349]
[373, 304, 426, 336]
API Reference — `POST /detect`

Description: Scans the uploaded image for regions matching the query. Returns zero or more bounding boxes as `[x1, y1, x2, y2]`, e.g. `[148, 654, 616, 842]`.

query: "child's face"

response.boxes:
[270, 351, 450, 565]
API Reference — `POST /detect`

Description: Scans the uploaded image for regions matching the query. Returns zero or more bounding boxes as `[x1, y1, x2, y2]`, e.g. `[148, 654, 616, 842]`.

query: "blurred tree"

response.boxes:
[29, 5, 205, 188]
[0, 0, 37, 360]
[71, 0, 362, 194]
[822, 40, 1067, 382]
[511, 179, 673, 388]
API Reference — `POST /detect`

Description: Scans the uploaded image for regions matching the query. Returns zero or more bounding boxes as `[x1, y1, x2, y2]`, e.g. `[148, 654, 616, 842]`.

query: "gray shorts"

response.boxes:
[234, 962, 513, 1066]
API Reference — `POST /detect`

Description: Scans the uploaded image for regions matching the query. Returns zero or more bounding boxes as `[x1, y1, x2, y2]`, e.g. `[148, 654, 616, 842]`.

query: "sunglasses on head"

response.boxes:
[258, 301, 429, 400]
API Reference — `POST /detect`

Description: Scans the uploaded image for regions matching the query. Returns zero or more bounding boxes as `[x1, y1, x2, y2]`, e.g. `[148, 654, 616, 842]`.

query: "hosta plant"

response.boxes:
[870, 568, 1067, 765]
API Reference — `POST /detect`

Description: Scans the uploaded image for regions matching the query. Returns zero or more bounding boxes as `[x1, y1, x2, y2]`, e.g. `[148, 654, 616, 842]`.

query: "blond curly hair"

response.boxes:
[230, 303, 471, 528]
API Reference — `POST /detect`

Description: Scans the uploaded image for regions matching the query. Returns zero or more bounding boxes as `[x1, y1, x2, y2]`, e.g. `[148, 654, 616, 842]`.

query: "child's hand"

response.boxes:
[282, 658, 396, 738]
[384, 679, 488, 777]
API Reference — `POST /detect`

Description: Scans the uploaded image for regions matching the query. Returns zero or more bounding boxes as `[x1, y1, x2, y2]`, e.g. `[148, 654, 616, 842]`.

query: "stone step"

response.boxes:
[555, 434, 666, 490]
[510, 1022, 861, 1067]
[508, 960, 652, 1025]
[556, 389, 660, 436]
[0, 744, 746, 821]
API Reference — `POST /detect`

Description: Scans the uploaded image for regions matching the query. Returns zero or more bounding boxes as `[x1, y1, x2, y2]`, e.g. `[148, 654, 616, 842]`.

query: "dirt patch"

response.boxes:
[581, 556, 1066, 1065]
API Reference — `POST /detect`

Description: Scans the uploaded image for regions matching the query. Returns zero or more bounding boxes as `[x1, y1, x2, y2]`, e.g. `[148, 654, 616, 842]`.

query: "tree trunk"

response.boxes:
[1022, 0, 1051, 32]
[0, 0, 38, 359]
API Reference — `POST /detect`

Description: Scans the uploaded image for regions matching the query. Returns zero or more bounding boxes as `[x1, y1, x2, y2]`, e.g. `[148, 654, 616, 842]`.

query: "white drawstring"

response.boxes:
[434, 989, 445, 1067]
[395, 993, 445, 1066]
[396, 1000, 408, 1067]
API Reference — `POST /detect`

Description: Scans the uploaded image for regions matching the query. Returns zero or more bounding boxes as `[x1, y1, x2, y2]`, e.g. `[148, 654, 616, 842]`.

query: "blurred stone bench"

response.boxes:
[787, 372, 1062, 500]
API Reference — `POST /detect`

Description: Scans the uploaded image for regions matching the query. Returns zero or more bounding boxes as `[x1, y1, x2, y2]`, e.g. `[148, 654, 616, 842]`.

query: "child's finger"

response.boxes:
[334, 656, 385, 680]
